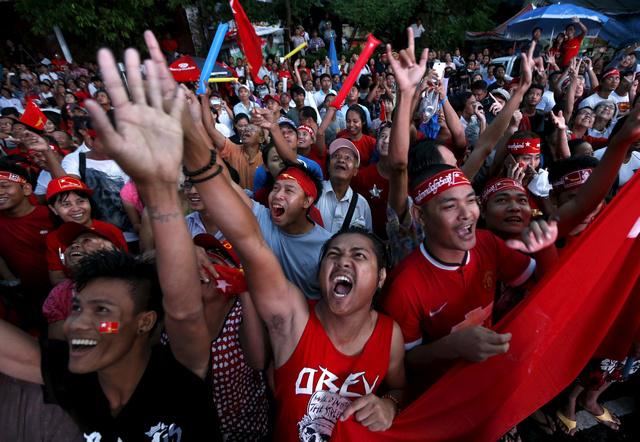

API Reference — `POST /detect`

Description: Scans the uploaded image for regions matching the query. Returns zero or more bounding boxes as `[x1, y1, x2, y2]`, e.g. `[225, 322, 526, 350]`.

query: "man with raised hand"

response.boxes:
[0, 32, 222, 441]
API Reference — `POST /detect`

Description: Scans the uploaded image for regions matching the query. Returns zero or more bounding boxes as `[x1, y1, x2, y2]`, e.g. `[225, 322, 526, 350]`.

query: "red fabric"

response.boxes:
[0, 205, 53, 293]
[382, 230, 532, 346]
[305, 146, 328, 177]
[230, 0, 265, 85]
[274, 302, 393, 440]
[161, 38, 178, 53]
[351, 164, 389, 239]
[560, 35, 585, 68]
[333, 171, 640, 441]
[410, 168, 471, 206]
[169, 55, 201, 83]
[42, 279, 74, 324]
[277, 167, 318, 200]
[20, 101, 47, 131]
[335, 131, 376, 167]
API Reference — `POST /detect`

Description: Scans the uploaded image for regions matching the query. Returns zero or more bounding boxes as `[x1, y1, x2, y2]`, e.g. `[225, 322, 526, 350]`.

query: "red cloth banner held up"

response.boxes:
[333, 171, 640, 441]
[230, 0, 265, 84]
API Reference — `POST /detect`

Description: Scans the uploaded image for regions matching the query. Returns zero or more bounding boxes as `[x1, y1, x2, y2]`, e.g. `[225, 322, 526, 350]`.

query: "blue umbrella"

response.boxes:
[506, 4, 610, 40]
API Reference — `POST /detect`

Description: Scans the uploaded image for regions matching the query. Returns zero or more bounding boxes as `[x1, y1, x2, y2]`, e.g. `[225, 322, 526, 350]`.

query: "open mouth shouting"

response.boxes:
[332, 274, 353, 298]
[503, 215, 523, 225]
[271, 203, 285, 219]
[69, 338, 98, 355]
[455, 223, 474, 241]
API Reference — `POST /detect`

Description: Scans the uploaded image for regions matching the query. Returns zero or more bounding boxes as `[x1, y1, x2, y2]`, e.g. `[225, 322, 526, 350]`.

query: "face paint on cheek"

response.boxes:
[99, 321, 119, 334]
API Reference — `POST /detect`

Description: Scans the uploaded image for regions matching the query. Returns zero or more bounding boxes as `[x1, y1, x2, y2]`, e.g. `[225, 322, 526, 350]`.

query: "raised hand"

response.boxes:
[506, 162, 526, 184]
[506, 219, 558, 253]
[251, 107, 276, 129]
[386, 27, 429, 93]
[518, 40, 535, 90]
[550, 110, 567, 130]
[22, 130, 50, 152]
[84, 36, 185, 188]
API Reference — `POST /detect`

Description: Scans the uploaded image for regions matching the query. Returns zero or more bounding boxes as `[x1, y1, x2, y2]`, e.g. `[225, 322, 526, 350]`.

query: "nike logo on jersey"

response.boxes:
[429, 302, 447, 317]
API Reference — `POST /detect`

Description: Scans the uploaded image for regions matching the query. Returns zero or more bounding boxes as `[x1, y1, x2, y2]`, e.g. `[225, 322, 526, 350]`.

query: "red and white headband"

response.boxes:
[552, 168, 593, 191]
[0, 171, 27, 185]
[481, 178, 526, 204]
[411, 168, 471, 205]
[507, 137, 541, 155]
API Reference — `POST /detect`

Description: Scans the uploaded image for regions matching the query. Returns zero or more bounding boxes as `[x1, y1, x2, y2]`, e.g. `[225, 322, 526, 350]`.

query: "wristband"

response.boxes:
[186, 164, 224, 184]
[183, 149, 217, 177]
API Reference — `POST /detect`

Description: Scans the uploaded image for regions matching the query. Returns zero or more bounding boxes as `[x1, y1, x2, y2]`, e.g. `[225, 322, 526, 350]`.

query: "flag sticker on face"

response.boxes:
[98, 321, 119, 334]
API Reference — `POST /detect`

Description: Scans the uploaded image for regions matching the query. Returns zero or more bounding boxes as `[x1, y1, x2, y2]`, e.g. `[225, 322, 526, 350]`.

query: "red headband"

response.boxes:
[602, 69, 620, 80]
[507, 137, 541, 155]
[481, 178, 526, 204]
[297, 125, 315, 138]
[0, 171, 27, 184]
[552, 168, 593, 191]
[276, 167, 318, 200]
[411, 168, 471, 205]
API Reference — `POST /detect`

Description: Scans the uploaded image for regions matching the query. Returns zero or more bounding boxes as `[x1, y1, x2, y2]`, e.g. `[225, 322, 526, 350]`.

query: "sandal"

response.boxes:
[584, 405, 620, 431]
[529, 410, 555, 435]
[555, 409, 577, 434]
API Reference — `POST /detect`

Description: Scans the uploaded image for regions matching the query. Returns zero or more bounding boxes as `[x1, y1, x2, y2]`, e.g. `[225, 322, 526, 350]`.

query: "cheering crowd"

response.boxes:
[0, 12, 639, 442]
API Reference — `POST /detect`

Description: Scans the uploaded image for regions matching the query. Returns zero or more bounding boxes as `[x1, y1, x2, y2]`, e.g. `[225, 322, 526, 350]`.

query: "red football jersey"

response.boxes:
[560, 35, 585, 68]
[382, 229, 535, 347]
[274, 302, 393, 441]
[0, 205, 53, 294]
[351, 164, 389, 239]
[335, 130, 376, 167]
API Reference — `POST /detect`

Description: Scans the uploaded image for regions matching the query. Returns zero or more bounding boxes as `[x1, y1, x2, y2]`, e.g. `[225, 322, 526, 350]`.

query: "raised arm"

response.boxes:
[386, 28, 429, 218]
[198, 90, 230, 151]
[251, 107, 297, 164]
[550, 110, 570, 160]
[462, 44, 534, 180]
[85, 34, 211, 379]
[23, 131, 66, 178]
[557, 103, 640, 237]
[0, 320, 42, 384]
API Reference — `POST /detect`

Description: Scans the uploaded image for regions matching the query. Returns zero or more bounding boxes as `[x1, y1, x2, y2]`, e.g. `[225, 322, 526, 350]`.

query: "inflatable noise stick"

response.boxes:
[330, 34, 381, 110]
[280, 42, 307, 63]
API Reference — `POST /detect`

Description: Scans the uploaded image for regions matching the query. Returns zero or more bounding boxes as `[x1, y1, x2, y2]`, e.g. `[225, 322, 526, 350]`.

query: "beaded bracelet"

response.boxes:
[183, 149, 217, 177]
[381, 393, 401, 413]
[187, 164, 224, 184]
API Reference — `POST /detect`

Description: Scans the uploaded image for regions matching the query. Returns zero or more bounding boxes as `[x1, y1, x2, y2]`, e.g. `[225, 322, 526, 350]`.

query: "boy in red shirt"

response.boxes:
[559, 17, 588, 68]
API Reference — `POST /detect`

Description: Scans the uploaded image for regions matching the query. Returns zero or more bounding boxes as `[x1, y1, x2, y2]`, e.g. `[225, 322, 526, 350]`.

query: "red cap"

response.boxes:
[193, 234, 241, 267]
[46, 176, 93, 202]
[19, 101, 48, 131]
[56, 221, 128, 252]
[264, 94, 280, 105]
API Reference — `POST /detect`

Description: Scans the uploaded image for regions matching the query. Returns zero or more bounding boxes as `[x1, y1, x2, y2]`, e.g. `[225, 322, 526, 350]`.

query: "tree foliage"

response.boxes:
[328, 0, 421, 37]
[15, 0, 175, 52]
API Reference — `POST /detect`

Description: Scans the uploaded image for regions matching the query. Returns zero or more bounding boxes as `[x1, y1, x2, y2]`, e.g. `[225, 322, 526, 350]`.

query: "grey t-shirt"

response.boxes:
[252, 202, 331, 299]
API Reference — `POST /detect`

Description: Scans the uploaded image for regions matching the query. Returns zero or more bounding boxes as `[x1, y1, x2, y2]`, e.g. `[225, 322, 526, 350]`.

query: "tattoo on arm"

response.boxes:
[147, 208, 182, 223]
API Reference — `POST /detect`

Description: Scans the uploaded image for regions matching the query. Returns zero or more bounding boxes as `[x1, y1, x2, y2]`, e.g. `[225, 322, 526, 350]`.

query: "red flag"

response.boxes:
[230, 0, 265, 84]
[20, 101, 47, 131]
[333, 172, 640, 441]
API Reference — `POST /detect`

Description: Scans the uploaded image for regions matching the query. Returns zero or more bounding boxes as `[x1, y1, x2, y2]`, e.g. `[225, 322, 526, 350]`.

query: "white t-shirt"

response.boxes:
[34, 170, 52, 196]
[410, 23, 425, 39]
[61, 151, 129, 182]
[578, 92, 620, 111]
[316, 181, 372, 234]
[594, 148, 640, 187]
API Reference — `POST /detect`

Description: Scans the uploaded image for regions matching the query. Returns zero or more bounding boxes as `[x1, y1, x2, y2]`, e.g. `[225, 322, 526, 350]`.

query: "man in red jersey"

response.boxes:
[0, 159, 53, 304]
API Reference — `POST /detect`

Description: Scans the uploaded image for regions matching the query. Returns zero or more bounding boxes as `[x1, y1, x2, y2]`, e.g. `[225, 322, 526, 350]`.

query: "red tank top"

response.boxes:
[274, 302, 393, 441]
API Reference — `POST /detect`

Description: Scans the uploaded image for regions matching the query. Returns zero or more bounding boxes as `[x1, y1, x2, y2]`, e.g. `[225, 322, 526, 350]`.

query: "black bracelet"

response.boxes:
[183, 149, 217, 177]
[187, 164, 224, 184]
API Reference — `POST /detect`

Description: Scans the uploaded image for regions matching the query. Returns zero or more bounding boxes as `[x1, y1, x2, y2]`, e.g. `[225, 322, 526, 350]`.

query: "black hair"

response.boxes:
[300, 106, 318, 122]
[470, 80, 488, 91]
[0, 158, 33, 184]
[320, 226, 388, 270]
[549, 155, 600, 186]
[233, 113, 250, 125]
[290, 85, 306, 97]
[73, 249, 164, 327]
[409, 163, 457, 192]
[407, 139, 447, 183]
[526, 83, 545, 94]
[450, 91, 473, 113]
[319, 73, 331, 81]
[345, 104, 370, 135]
[277, 161, 323, 205]
[567, 138, 593, 155]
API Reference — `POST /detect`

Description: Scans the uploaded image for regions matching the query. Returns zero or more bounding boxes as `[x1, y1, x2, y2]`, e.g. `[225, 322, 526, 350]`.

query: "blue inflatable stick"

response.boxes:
[197, 23, 229, 94]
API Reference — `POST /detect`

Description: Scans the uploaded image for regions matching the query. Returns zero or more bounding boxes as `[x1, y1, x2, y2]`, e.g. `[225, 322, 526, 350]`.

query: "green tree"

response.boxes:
[328, 0, 421, 36]
[15, 0, 177, 53]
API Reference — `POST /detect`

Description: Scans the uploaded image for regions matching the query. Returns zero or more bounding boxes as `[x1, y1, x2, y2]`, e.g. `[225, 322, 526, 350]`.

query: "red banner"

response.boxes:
[229, 0, 265, 85]
[333, 172, 640, 441]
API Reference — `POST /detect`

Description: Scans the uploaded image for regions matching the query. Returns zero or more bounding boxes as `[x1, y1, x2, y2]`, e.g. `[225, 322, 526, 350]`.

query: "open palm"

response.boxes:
[85, 33, 185, 187]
